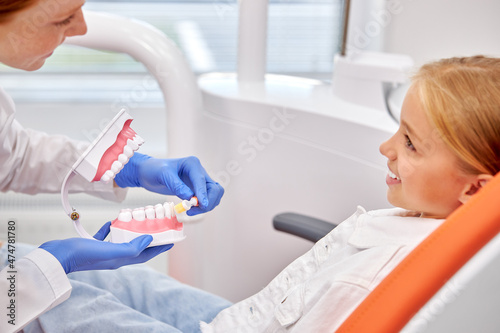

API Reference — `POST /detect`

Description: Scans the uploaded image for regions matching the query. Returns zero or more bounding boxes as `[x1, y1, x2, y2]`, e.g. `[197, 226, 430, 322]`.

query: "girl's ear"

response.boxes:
[459, 174, 494, 204]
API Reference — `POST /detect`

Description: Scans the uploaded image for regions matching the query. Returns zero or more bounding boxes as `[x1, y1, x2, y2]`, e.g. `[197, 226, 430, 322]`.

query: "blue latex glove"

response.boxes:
[114, 153, 224, 215]
[40, 222, 173, 274]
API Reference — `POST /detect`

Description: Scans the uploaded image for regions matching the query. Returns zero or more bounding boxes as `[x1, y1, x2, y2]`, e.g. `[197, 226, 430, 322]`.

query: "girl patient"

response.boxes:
[203, 56, 500, 332]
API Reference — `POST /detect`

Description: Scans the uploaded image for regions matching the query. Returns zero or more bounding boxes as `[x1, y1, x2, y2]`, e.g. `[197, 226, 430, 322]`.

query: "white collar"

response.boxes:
[348, 207, 444, 248]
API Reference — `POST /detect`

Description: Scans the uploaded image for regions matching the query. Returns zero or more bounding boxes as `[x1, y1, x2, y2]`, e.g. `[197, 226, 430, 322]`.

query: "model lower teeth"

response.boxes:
[117, 209, 132, 222]
[116, 202, 179, 223]
[132, 208, 146, 221]
[154, 203, 165, 219]
[109, 198, 196, 246]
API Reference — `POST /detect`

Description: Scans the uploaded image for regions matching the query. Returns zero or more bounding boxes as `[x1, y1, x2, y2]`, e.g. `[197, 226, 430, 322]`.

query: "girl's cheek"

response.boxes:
[398, 159, 417, 179]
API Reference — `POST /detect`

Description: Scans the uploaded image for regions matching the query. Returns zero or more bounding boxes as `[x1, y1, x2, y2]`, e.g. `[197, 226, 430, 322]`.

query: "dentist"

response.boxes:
[0, 1, 228, 332]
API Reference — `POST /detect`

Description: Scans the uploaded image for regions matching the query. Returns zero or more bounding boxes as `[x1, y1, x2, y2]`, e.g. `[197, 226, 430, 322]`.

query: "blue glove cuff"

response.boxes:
[114, 152, 151, 188]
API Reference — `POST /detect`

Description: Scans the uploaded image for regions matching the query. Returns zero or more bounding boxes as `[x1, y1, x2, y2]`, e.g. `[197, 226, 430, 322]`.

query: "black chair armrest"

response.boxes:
[273, 212, 336, 243]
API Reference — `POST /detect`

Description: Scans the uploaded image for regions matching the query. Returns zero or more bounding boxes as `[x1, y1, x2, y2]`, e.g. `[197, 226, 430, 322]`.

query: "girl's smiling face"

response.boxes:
[379, 85, 479, 219]
[0, 0, 87, 71]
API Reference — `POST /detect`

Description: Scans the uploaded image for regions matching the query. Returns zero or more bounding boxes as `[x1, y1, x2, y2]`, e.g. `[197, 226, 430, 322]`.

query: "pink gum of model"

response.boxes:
[108, 199, 198, 245]
[111, 216, 183, 233]
[93, 119, 137, 181]
[70, 110, 143, 184]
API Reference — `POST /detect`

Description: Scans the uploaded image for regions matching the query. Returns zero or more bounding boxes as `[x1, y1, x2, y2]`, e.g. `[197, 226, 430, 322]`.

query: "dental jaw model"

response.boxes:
[111, 197, 198, 246]
[61, 109, 194, 246]
[70, 110, 143, 184]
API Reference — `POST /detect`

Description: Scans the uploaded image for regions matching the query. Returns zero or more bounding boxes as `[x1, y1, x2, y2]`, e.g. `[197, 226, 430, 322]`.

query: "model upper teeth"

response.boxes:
[99, 135, 144, 183]
[118, 153, 129, 164]
[117, 202, 175, 222]
[111, 161, 123, 173]
[127, 139, 139, 150]
[388, 170, 400, 180]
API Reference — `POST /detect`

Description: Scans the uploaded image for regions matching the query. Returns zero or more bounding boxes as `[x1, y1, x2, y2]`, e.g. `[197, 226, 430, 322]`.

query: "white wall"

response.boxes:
[381, 0, 500, 67]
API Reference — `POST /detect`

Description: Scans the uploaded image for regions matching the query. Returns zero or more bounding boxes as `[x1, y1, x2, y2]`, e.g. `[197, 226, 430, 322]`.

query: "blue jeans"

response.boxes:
[0, 243, 231, 333]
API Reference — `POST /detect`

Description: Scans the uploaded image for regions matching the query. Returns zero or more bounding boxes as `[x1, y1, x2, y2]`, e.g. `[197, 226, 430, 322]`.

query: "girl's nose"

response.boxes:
[379, 135, 397, 161]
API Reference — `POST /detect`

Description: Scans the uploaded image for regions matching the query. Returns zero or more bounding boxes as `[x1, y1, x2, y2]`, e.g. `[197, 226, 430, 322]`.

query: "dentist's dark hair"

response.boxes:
[0, 0, 37, 23]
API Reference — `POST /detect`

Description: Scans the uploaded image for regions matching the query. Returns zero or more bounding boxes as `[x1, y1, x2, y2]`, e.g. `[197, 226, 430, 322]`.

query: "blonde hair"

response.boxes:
[412, 56, 500, 176]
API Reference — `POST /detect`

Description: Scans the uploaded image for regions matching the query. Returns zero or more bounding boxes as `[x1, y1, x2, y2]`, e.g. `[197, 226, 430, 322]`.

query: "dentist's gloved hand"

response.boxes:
[114, 153, 224, 216]
[40, 222, 173, 274]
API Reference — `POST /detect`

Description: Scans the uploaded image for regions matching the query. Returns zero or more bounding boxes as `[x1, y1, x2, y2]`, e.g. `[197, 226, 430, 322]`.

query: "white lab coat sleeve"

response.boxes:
[0, 248, 72, 333]
[0, 88, 126, 201]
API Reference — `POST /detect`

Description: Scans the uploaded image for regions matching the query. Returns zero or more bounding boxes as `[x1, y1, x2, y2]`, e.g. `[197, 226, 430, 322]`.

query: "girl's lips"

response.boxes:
[386, 173, 402, 185]
[386, 169, 401, 185]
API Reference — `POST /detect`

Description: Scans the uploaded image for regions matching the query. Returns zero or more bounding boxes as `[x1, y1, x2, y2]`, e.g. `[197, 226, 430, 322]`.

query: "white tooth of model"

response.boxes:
[105, 170, 114, 179]
[163, 202, 172, 219]
[169, 202, 175, 217]
[123, 145, 134, 158]
[118, 153, 129, 164]
[118, 209, 132, 222]
[111, 161, 123, 173]
[127, 139, 139, 150]
[132, 208, 146, 221]
[145, 205, 155, 219]
[154, 203, 165, 219]
[100, 173, 111, 183]
[134, 135, 145, 145]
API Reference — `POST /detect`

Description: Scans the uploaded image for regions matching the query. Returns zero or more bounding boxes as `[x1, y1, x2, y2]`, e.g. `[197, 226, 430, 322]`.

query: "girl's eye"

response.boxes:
[404, 134, 416, 151]
[55, 15, 74, 27]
